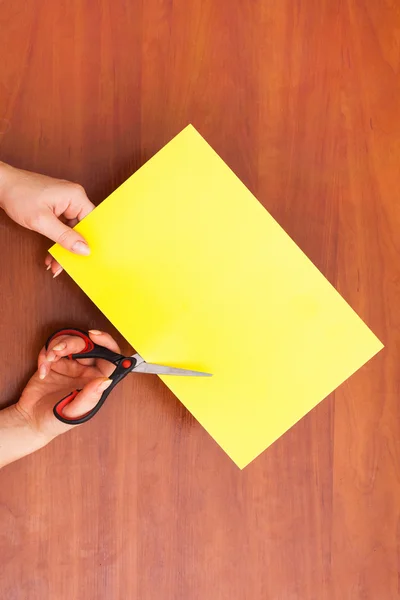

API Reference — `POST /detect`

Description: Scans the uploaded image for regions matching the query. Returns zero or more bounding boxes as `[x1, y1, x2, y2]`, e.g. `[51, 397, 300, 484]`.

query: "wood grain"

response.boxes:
[0, 1, 399, 598]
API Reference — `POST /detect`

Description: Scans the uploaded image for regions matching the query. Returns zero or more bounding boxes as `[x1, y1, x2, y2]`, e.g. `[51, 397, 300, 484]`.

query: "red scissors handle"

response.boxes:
[45, 328, 136, 425]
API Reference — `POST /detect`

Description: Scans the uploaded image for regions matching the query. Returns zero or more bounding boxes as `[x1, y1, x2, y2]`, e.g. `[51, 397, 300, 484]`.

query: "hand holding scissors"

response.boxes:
[45, 328, 211, 425]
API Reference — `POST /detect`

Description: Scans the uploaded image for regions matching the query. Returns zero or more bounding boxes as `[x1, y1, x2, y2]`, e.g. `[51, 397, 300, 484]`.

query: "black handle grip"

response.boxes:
[53, 383, 116, 425]
[53, 360, 134, 425]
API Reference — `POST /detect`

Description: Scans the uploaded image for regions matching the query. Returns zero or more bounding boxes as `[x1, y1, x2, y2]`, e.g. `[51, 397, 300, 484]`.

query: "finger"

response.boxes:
[44, 255, 63, 278]
[61, 377, 112, 420]
[38, 346, 47, 368]
[63, 185, 95, 221]
[51, 262, 63, 278]
[88, 330, 121, 354]
[88, 330, 122, 377]
[46, 334, 90, 363]
[47, 330, 121, 356]
[38, 345, 66, 378]
[34, 209, 91, 256]
[44, 254, 61, 271]
[38, 347, 51, 380]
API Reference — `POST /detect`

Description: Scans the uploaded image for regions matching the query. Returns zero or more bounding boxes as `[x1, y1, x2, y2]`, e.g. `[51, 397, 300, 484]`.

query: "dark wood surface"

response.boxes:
[0, 1, 399, 598]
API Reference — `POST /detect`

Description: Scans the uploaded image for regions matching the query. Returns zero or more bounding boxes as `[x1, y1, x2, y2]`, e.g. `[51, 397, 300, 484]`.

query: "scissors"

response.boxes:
[46, 327, 211, 425]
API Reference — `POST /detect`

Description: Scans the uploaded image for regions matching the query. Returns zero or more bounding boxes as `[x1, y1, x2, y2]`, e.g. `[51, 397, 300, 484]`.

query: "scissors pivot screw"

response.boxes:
[121, 358, 133, 369]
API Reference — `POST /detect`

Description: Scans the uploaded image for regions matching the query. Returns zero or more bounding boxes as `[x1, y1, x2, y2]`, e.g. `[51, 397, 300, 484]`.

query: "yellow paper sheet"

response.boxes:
[50, 125, 383, 468]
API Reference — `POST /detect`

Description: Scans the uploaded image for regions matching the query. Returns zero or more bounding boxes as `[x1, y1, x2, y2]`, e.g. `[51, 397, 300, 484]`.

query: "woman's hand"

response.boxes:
[0, 161, 94, 277]
[19, 330, 119, 439]
[0, 331, 119, 468]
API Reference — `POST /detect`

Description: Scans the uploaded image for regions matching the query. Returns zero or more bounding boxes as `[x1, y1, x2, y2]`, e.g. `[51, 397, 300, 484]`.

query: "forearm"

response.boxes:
[0, 404, 50, 469]
[0, 161, 13, 209]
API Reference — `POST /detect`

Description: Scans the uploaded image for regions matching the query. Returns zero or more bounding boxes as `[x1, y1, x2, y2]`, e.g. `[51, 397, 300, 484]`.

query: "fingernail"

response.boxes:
[39, 364, 47, 380]
[53, 342, 67, 351]
[97, 378, 112, 392]
[89, 329, 102, 335]
[71, 241, 90, 256]
[46, 264, 51, 271]
[47, 351, 56, 362]
[53, 267, 62, 279]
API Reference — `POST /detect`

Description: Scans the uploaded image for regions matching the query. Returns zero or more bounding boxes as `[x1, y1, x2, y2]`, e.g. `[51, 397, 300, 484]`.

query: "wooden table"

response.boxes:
[0, 1, 398, 598]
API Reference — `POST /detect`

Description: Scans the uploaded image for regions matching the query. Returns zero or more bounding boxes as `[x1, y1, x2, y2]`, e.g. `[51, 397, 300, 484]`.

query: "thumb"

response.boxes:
[61, 378, 112, 421]
[34, 211, 91, 255]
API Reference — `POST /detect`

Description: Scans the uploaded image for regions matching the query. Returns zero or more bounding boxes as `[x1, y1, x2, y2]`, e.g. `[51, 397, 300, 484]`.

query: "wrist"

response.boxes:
[13, 401, 54, 445]
[0, 403, 52, 469]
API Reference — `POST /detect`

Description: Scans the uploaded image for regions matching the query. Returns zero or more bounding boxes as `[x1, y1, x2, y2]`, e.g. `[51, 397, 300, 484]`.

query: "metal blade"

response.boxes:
[130, 353, 212, 377]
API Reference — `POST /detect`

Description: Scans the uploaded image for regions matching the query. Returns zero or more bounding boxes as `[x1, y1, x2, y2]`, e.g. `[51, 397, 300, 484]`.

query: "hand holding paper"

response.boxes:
[0, 161, 93, 274]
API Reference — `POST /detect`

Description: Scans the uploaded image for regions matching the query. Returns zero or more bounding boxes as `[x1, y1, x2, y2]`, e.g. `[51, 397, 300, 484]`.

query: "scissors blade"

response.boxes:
[130, 353, 212, 377]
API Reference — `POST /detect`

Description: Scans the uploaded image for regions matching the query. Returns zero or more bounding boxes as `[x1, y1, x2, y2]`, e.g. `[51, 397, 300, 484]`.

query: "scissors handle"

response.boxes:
[45, 328, 136, 425]
[45, 328, 123, 363]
